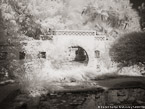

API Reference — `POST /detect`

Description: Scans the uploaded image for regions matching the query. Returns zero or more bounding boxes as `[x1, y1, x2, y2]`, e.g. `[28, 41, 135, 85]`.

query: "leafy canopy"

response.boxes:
[110, 32, 145, 67]
[0, 0, 140, 39]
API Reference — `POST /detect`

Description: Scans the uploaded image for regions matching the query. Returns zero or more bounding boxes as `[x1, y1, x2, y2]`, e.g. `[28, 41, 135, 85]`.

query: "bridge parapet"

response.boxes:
[51, 30, 96, 36]
[40, 30, 107, 41]
[95, 36, 106, 41]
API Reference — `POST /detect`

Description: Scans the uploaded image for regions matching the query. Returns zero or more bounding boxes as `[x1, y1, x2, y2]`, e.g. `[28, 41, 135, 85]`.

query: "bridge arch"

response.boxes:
[53, 30, 96, 67]
[68, 46, 89, 65]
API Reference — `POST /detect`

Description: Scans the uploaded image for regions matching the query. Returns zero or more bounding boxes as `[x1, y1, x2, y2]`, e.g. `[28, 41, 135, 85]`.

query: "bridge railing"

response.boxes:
[50, 30, 96, 36]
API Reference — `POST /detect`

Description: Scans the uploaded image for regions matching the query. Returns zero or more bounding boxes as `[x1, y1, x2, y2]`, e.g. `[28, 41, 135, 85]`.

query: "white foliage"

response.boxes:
[118, 65, 143, 76]
[0, 0, 142, 97]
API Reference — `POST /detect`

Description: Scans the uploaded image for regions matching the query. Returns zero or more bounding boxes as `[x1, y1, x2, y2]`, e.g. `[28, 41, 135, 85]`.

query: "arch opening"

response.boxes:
[68, 46, 89, 65]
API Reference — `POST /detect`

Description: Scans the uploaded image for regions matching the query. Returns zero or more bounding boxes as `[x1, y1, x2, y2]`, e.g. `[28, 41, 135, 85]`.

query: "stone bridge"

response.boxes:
[52, 30, 106, 68]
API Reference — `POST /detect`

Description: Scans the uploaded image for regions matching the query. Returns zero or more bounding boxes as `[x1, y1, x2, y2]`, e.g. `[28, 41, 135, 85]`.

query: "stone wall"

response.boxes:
[38, 88, 145, 109]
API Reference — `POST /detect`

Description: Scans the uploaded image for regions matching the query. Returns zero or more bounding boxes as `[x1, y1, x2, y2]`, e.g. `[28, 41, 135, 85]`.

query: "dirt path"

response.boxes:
[97, 76, 145, 89]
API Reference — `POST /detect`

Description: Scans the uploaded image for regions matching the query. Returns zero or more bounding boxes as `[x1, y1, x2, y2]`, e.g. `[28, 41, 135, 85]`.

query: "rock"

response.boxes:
[27, 96, 40, 109]
[14, 102, 27, 109]
[39, 101, 51, 109]
[117, 89, 129, 102]
[38, 88, 145, 109]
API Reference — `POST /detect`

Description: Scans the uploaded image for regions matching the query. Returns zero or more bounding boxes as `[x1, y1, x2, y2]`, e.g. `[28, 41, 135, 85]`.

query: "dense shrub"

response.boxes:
[110, 32, 145, 67]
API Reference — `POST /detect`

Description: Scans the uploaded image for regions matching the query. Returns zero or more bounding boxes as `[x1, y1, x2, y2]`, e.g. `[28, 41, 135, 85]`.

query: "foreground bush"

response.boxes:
[110, 31, 145, 68]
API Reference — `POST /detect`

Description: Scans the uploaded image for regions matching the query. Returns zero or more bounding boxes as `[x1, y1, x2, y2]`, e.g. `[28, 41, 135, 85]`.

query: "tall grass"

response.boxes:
[18, 59, 99, 97]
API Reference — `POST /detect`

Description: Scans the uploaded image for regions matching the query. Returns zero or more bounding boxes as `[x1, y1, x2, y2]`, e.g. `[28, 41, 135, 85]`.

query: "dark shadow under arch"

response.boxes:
[69, 46, 89, 65]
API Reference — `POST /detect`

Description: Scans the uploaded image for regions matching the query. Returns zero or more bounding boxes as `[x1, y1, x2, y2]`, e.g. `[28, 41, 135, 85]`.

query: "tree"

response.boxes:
[0, 0, 140, 39]
[81, 0, 140, 38]
[0, 1, 27, 80]
[139, 3, 145, 30]
[110, 32, 145, 67]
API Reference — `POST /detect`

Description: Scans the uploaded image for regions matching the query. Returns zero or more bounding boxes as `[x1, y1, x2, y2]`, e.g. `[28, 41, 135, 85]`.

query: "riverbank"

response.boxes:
[0, 76, 145, 109]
